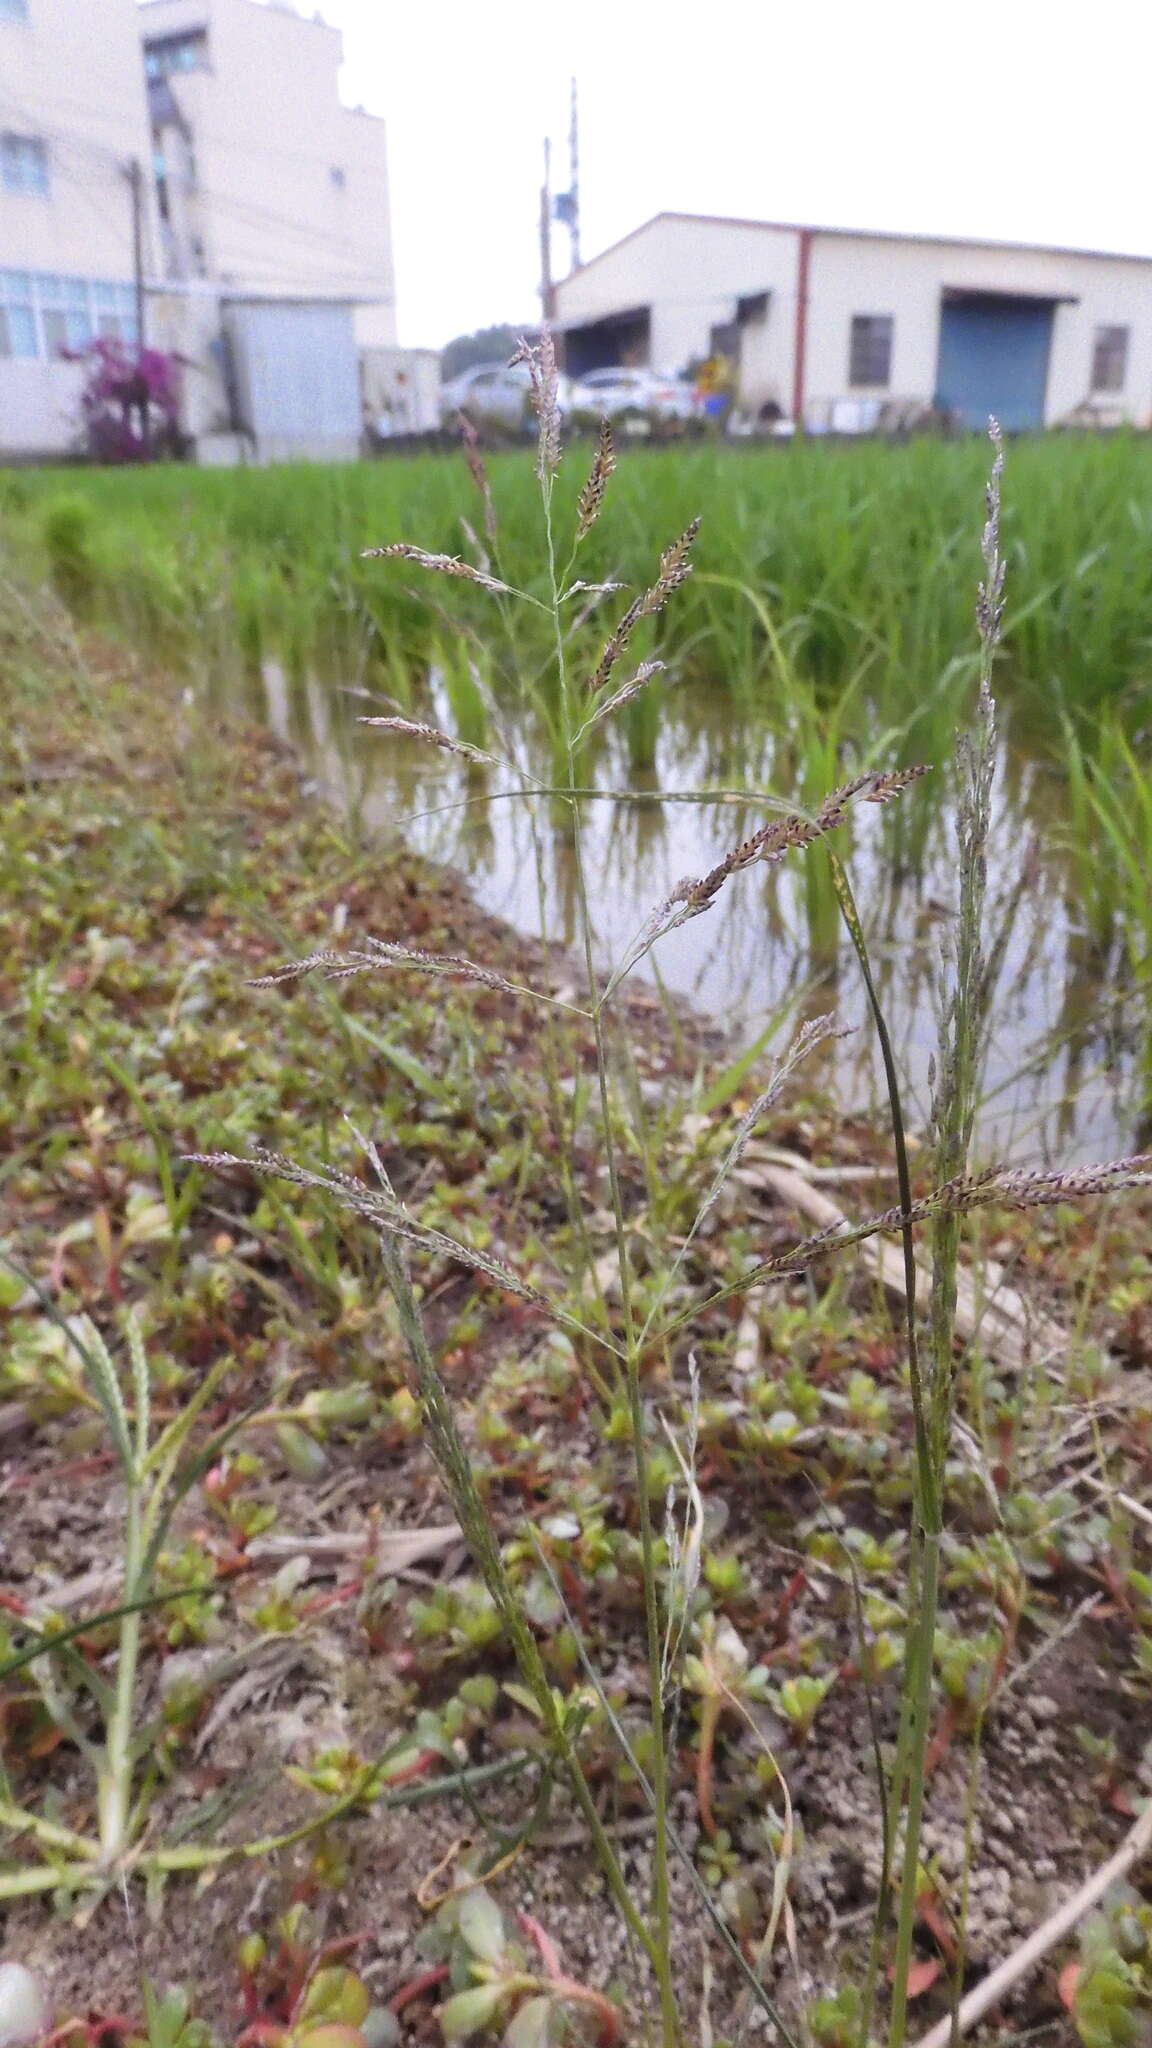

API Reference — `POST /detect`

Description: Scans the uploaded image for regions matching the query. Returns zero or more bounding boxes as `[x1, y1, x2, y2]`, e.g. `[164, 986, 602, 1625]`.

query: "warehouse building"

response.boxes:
[553, 213, 1152, 431]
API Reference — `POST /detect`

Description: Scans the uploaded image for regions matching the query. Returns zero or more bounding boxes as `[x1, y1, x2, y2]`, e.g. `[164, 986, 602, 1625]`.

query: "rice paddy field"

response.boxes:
[3, 425, 1152, 2048]
[2, 432, 1150, 1157]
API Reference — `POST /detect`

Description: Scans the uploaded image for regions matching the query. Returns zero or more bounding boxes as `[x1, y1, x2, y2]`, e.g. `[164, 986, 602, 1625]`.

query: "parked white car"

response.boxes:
[439, 361, 569, 437]
[567, 366, 701, 433]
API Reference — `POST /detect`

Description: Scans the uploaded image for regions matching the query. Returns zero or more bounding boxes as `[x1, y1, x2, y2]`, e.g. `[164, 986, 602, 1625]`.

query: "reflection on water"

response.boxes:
[254, 659, 1142, 1167]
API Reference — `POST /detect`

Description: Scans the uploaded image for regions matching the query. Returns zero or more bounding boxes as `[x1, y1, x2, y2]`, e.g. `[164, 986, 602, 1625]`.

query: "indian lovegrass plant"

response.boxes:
[190, 363, 1152, 2044]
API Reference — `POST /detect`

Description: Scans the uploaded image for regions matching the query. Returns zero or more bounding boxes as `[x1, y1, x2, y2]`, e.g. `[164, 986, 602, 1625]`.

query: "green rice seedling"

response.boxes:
[1062, 704, 1152, 969]
[12, 435, 1152, 757]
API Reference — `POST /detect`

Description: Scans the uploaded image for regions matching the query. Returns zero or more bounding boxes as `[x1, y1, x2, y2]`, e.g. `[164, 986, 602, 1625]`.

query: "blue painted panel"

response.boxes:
[935, 299, 1054, 431]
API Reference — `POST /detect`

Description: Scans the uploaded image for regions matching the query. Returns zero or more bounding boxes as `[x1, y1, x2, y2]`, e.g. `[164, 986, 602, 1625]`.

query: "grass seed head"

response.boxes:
[360, 544, 516, 598]
[644, 517, 702, 612]
[511, 329, 561, 481]
[673, 766, 931, 921]
[586, 517, 702, 695]
[575, 419, 617, 540]
[457, 410, 498, 543]
[976, 417, 1006, 651]
[357, 715, 492, 763]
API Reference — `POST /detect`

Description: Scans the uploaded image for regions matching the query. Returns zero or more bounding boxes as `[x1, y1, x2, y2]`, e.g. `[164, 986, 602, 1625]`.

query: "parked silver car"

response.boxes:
[567, 365, 701, 433]
[439, 361, 569, 437]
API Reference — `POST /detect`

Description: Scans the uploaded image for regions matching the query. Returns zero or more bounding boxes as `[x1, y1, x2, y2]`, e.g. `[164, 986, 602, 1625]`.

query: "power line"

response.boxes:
[175, 172, 391, 258]
[0, 115, 390, 300]
[0, 91, 392, 283]
[10, 78, 390, 179]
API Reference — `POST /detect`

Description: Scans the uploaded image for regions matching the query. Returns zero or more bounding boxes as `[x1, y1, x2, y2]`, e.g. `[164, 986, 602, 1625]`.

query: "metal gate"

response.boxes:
[935, 294, 1055, 431]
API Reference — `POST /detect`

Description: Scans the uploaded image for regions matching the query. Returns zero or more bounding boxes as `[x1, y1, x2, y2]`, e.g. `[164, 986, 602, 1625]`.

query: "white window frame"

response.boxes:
[0, 272, 138, 359]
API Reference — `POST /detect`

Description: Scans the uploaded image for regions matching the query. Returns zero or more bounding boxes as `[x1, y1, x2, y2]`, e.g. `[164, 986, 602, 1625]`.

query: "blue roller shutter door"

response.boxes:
[935, 299, 1055, 431]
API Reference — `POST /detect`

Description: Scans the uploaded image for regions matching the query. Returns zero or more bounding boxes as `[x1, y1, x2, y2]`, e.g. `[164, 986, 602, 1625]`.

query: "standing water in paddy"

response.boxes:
[14, 434, 1152, 1162]
[258, 650, 1143, 1167]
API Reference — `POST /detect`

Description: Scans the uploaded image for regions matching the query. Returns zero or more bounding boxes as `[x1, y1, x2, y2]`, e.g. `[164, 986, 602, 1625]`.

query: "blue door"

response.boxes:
[935, 298, 1054, 431]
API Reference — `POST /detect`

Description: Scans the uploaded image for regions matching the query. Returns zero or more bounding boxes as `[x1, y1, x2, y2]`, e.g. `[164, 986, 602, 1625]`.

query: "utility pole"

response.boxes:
[126, 156, 151, 454]
[539, 135, 555, 322]
[128, 156, 147, 349]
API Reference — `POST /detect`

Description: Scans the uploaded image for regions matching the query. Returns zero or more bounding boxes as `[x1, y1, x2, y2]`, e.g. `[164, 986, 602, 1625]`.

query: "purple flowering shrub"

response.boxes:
[75, 338, 186, 463]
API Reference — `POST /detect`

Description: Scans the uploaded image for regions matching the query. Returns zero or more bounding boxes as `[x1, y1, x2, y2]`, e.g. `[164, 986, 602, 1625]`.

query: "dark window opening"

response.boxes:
[1, 132, 48, 196]
[144, 30, 208, 80]
[1091, 324, 1128, 393]
[849, 314, 893, 387]
[152, 140, 171, 224]
[562, 307, 651, 378]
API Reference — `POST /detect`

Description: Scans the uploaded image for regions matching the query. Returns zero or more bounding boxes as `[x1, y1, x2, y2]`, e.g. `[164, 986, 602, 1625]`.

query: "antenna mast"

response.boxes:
[567, 77, 580, 269]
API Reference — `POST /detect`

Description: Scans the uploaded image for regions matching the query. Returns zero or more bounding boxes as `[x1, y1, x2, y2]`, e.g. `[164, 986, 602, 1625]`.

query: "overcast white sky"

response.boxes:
[320, 0, 1152, 351]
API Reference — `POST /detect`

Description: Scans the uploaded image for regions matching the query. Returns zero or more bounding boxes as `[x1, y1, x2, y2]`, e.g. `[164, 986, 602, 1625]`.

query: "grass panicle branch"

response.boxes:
[185, 1144, 591, 1331]
[511, 328, 562, 482]
[357, 715, 496, 764]
[602, 767, 930, 1002]
[575, 419, 617, 540]
[675, 766, 931, 922]
[574, 659, 667, 743]
[358, 543, 522, 599]
[249, 940, 589, 1014]
[663, 1151, 1152, 1337]
[587, 517, 702, 695]
[457, 409, 498, 544]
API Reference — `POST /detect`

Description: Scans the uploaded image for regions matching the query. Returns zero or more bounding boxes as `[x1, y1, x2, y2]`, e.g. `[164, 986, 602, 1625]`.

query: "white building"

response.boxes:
[141, 0, 395, 345]
[142, 0, 398, 458]
[554, 213, 1152, 432]
[0, 0, 155, 455]
[1, 0, 400, 461]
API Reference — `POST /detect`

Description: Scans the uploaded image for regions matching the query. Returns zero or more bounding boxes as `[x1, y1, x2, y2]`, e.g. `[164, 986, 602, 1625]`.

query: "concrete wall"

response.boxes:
[0, 0, 157, 453]
[141, 0, 395, 339]
[0, 358, 85, 453]
[808, 232, 1152, 425]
